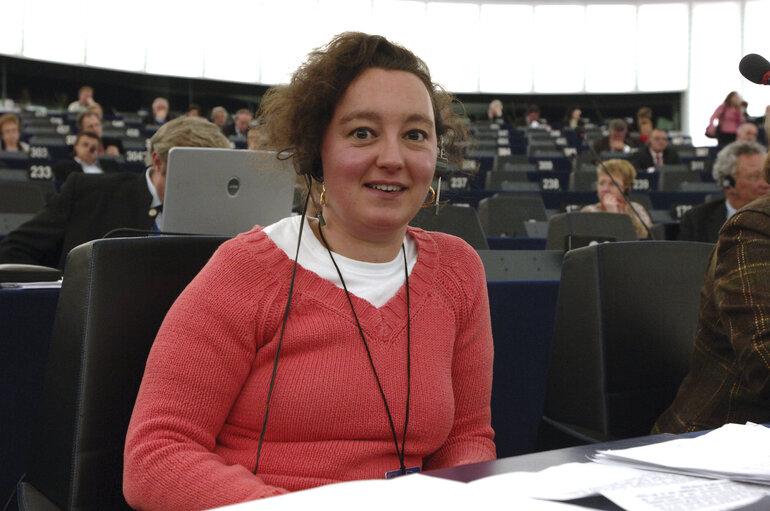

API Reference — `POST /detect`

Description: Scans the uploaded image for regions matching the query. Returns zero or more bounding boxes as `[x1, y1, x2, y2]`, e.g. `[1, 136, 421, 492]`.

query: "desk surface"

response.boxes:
[429, 433, 676, 483]
[428, 433, 679, 511]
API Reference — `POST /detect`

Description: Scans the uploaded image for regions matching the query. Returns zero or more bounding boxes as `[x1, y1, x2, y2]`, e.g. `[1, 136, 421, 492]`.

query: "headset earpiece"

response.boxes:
[722, 175, 735, 189]
[310, 159, 323, 182]
[296, 154, 323, 182]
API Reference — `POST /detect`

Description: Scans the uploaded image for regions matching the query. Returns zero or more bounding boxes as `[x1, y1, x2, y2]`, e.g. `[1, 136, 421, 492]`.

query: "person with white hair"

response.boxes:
[210, 106, 229, 129]
[143, 97, 172, 126]
[735, 122, 759, 143]
[678, 140, 769, 242]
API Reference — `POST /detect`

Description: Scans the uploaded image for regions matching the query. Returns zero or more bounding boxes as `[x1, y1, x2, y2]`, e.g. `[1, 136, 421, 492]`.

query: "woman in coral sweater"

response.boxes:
[123, 32, 496, 511]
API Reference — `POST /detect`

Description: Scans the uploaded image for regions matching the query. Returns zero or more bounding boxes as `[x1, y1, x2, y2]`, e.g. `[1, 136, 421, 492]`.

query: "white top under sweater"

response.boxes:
[263, 215, 417, 308]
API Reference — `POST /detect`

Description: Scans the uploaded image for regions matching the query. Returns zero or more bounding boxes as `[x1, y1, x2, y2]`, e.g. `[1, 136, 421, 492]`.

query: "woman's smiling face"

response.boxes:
[319, 67, 437, 246]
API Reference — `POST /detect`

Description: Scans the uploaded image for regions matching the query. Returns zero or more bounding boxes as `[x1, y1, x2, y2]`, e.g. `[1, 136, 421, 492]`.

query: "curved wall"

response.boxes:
[2, 0, 769, 143]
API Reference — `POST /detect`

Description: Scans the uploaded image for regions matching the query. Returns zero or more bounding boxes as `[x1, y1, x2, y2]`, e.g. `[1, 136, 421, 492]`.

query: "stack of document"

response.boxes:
[210, 423, 770, 511]
[592, 422, 770, 485]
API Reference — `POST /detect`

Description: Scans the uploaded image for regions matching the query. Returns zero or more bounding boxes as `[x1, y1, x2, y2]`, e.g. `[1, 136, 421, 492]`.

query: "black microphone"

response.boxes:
[739, 53, 770, 85]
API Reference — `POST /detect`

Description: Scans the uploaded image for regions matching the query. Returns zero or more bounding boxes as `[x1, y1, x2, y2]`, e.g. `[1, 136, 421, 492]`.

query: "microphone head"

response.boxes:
[739, 53, 770, 84]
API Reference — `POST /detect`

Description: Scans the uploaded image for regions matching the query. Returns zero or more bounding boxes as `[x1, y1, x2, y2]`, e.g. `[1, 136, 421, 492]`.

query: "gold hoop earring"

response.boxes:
[421, 186, 436, 208]
[317, 184, 327, 226]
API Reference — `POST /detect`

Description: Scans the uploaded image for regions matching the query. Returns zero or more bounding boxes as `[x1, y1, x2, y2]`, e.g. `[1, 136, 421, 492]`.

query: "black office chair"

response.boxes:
[477, 195, 547, 237]
[627, 193, 654, 214]
[0, 181, 48, 235]
[679, 182, 721, 193]
[0, 150, 30, 169]
[477, 249, 563, 281]
[493, 154, 529, 171]
[484, 170, 530, 190]
[568, 171, 597, 191]
[499, 181, 541, 192]
[539, 241, 714, 449]
[409, 204, 489, 249]
[658, 164, 689, 173]
[658, 170, 700, 191]
[599, 151, 632, 161]
[14, 235, 229, 511]
[545, 212, 638, 250]
[576, 162, 598, 172]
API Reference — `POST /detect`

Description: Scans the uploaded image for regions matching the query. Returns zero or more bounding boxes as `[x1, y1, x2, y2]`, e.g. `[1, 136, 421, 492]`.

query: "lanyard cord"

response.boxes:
[253, 192, 310, 475]
[318, 225, 412, 476]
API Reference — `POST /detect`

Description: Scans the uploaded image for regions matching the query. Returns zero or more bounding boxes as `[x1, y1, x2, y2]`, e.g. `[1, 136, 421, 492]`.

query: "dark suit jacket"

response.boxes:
[592, 135, 640, 155]
[632, 145, 682, 171]
[142, 113, 175, 127]
[221, 124, 246, 138]
[0, 172, 154, 269]
[678, 199, 727, 243]
[53, 157, 121, 183]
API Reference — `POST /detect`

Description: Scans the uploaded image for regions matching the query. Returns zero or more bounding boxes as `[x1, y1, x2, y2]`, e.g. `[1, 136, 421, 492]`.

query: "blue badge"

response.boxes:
[385, 466, 421, 479]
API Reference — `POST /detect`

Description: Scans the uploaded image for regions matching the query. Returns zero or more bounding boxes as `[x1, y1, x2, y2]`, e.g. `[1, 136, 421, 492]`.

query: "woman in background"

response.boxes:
[581, 158, 652, 238]
[562, 106, 582, 129]
[637, 118, 653, 145]
[0, 114, 29, 153]
[124, 32, 496, 511]
[707, 91, 746, 147]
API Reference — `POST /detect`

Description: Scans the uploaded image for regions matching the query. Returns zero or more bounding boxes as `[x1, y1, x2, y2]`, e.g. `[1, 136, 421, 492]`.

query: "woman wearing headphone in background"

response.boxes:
[124, 32, 496, 511]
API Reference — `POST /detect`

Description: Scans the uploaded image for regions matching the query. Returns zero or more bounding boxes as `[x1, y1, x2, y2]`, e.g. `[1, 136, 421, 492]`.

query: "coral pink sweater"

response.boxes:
[124, 226, 496, 511]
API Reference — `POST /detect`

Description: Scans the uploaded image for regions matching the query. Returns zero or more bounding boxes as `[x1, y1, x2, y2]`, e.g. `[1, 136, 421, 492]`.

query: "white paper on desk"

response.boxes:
[469, 462, 700, 501]
[0, 280, 62, 289]
[593, 423, 770, 484]
[208, 473, 583, 510]
[208, 474, 459, 510]
[601, 478, 770, 511]
[468, 462, 770, 511]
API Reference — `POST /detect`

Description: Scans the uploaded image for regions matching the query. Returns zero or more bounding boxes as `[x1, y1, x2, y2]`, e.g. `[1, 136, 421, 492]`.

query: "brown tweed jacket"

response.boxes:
[654, 194, 770, 434]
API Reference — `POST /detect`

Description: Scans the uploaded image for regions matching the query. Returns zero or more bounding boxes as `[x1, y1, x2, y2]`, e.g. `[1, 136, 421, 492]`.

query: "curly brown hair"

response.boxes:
[258, 31, 468, 183]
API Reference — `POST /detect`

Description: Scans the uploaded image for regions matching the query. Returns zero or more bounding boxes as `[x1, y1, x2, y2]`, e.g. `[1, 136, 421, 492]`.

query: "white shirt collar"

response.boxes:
[145, 166, 164, 230]
[725, 198, 738, 220]
[145, 166, 162, 208]
[75, 157, 103, 175]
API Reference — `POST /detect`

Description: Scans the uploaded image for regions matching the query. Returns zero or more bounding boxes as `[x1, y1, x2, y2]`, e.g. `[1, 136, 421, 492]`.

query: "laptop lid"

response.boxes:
[163, 148, 295, 236]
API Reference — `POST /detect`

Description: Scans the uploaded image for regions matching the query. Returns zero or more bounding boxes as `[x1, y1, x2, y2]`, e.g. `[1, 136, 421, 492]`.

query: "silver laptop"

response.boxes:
[163, 148, 295, 236]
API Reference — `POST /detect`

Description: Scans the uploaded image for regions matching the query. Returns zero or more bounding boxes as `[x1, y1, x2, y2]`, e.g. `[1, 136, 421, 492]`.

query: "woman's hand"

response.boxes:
[601, 193, 626, 213]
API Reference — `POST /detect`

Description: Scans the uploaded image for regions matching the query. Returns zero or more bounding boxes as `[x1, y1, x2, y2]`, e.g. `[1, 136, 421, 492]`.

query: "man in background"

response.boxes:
[0, 117, 230, 269]
[222, 108, 252, 139]
[679, 140, 768, 243]
[632, 128, 681, 172]
[593, 118, 635, 154]
[187, 104, 202, 117]
[143, 97, 172, 126]
[210, 106, 229, 130]
[67, 85, 95, 113]
[52, 131, 120, 182]
[735, 122, 759, 143]
[77, 111, 123, 155]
